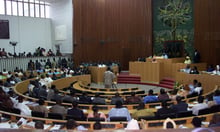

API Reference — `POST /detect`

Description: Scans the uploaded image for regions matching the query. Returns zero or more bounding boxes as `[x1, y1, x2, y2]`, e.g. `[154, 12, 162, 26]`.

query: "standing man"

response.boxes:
[104, 67, 115, 88]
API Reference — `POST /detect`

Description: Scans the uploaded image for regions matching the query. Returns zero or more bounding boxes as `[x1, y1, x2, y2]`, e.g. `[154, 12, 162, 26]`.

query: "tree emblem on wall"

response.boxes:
[158, 0, 192, 40]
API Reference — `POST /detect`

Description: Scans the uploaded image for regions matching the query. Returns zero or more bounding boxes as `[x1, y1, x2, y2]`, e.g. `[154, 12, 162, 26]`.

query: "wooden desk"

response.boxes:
[129, 61, 163, 84]
[176, 72, 220, 94]
[129, 59, 207, 83]
[88, 66, 118, 84]
[146, 57, 185, 63]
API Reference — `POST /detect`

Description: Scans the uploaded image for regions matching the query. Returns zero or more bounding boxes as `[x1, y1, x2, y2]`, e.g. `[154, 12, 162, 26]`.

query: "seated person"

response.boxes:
[184, 56, 192, 64]
[212, 65, 220, 75]
[170, 96, 188, 113]
[191, 117, 202, 128]
[132, 102, 155, 120]
[67, 101, 86, 121]
[62, 92, 78, 103]
[188, 79, 198, 95]
[158, 89, 170, 101]
[14, 96, 32, 116]
[107, 100, 131, 121]
[79, 92, 92, 104]
[111, 92, 124, 105]
[33, 99, 49, 117]
[92, 93, 106, 105]
[190, 66, 199, 74]
[66, 119, 87, 130]
[207, 65, 215, 72]
[87, 105, 106, 121]
[209, 113, 220, 127]
[192, 96, 208, 115]
[93, 121, 102, 130]
[35, 121, 44, 129]
[206, 95, 216, 108]
[163, 118, 177, 129]
[156, 101, 175, 119]
[213, 89, 220, 105]
[125, 92, 142, 104]
[193, 82, 203, 95]
[50, 99, 67, 119]
[143, 89, 158, 103]
[182, 64, 191, 73]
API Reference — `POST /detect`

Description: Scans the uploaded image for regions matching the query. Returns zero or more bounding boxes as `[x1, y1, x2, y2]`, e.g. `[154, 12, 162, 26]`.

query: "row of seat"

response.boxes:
[13, 76, 219, 111]
[0, 108, 219, 130]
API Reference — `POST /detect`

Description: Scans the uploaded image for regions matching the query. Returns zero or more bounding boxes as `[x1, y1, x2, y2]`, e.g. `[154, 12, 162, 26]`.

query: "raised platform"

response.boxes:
[117, 72, 174, 89]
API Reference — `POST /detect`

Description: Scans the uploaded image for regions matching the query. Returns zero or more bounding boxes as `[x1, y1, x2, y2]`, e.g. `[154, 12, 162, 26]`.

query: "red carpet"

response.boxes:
[117, 72, 174, 89]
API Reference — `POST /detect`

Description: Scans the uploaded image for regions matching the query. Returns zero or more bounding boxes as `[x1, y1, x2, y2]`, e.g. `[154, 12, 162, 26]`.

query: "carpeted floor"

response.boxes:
[90, 83, 169, 94]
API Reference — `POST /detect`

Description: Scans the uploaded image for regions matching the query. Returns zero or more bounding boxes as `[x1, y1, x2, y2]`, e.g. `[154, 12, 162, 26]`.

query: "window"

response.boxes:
[12, 1, 18, 16]
[23, 2, 29, 16]
[6, 0, 12, 15]
[35, 4, 39, 17]
[18, 2, 23, 16]
[40, 4, 45, 18]
[30, 3, 34, 17]
[2, 0, 50, 18]
[0, 0, 5, 15]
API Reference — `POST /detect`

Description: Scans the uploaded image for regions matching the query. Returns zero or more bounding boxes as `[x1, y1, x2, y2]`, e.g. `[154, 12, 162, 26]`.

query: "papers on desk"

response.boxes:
[202, 122, 210, 125]
[188, 103, 195, 107]
[0, 123, 11, 128]
[179, 124, 188, 129]
[50, 124, 61, 130]
[83, 109, 87, 113]
[155, 106, 162, 109]
[18, 118, 27, 126]
[23, 101, 38, 106]
[46, 106, 52, 109]
[187, 108, 192, 111]
[193, 101, 198, 104]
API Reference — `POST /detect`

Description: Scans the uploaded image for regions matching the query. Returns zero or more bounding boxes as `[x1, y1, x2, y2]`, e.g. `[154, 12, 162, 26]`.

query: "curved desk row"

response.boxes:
[0, 110, 218, 130]
[14, 74, 219, 111]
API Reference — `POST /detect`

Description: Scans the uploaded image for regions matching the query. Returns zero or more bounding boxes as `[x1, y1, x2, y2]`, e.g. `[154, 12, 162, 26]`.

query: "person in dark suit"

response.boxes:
[193, 49, 201, 63]
[50, 99, 67, 119]
[38, 85, 47, 100]
[67, 101, 86, 121]
[171, 96, 188, 113]
[156, 101, 176, 119]
[92, 93, 106, 105]
[126, 92, 142, 104]
[110, 92, 124, 105]
[79, 92, 92, 104]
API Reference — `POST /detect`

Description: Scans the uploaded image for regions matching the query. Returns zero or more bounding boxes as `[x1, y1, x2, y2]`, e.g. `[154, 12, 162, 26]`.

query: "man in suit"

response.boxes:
[156, 101, 176, 119]
[171, 96, 188, 113]
[103, 67, 115, 88]
[50, 99, 67, 119]
[67, 101, 86, 120]
[193, 49, 201, 63]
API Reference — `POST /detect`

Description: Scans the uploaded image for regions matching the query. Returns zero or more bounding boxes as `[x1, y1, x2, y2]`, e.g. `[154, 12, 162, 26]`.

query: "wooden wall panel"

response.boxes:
[73, 0, 152, 70]
[194, 0, 220, 66]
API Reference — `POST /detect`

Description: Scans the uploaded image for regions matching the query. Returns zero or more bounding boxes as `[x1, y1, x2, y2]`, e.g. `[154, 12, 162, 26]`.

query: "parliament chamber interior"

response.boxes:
[0, 0, 220, 131]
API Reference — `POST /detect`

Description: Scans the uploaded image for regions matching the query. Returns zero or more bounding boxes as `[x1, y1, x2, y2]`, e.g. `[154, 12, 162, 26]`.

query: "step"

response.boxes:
[158, 84, 174, 89]
[117, 75, 140, 78]
[162, 77, 175, 82]
[117, 80, 142, 84]
[160, 81, 175, 86]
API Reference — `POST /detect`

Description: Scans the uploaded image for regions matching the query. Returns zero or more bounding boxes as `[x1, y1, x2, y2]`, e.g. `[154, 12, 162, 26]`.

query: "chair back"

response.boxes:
[48, 113, 63, 120]
[110, 116, 127, 122]
[87, 117, 105, 121]
[31, 111, 45, 118]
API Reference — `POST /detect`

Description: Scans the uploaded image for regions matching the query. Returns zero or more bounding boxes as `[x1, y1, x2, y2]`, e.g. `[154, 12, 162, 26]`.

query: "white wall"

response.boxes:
[50, 0, 73, 54]
[0, 15, 52, 54]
